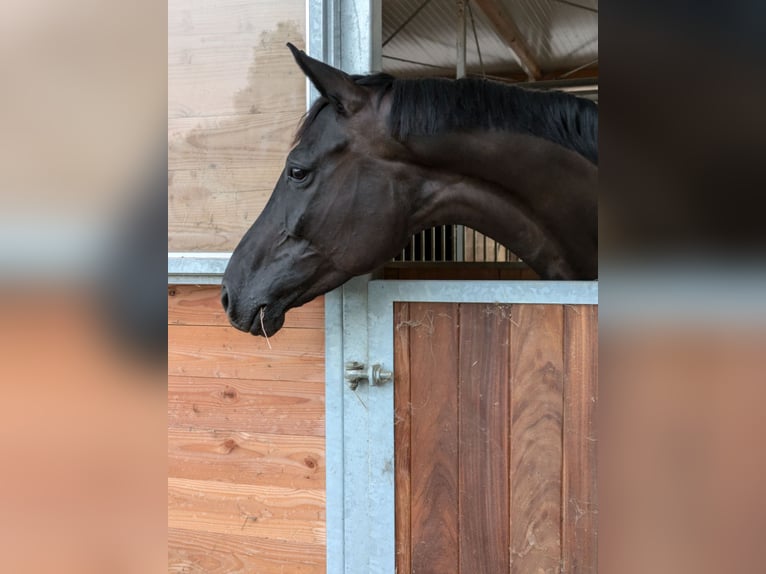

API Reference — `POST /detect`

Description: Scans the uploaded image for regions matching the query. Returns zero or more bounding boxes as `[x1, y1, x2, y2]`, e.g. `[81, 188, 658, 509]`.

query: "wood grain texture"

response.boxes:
[409, 303, 460, 572]
[169, 165, 279, 195]
[168, 15, 305, 119]
[562, 305, 598, 573]
[169, 0, 304, 36]
[168, 286, 324, 330]
[168, 3, 305, 250]
[167, 109, 301, 249]
[168, 112, 301, 171]
[168, 477, 325, 544]
[168, 187, 272, 251]
[168, 375, 324, 436]
[458, 304, 511, 573]
[168, 427, 324, 489]
[394, 302, 596, 573]
[168, 324, 324, 382]
[168, 285, 325, 571]
[394, 303, 412, 574]
[509, 305, 564, 573]
[168, 528, 324, 573]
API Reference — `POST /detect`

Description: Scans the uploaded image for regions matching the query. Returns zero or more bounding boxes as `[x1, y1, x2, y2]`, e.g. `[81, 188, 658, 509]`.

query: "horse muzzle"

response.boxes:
[220, 283, 286, 337]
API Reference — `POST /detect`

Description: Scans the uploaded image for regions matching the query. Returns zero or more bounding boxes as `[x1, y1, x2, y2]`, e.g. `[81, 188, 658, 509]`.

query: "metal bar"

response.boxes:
[441, 225, 446, 261]
[431, 227, 436, 261]
[467, 1, 485, 78]
[382, 0, 433, 47]
[558, 58, 599, 79]
[456, 0, 467, 79]
[168, 252, 229, 284]
[368, 279, 598, 309]
[455, 225, 464, 262]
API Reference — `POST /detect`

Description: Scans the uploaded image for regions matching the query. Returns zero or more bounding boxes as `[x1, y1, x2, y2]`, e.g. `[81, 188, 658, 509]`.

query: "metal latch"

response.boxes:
[344, 362, 392, 389]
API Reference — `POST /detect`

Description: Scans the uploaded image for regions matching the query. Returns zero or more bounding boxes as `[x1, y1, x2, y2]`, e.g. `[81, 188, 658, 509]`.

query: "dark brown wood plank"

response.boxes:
[168, 527, 324, 574]
[458, 304, 511, 572]
[562, 305, 598, 572]
[409, 303, 460, 572]
[394, 302, 412, 574]
[509, 305, 564, 573]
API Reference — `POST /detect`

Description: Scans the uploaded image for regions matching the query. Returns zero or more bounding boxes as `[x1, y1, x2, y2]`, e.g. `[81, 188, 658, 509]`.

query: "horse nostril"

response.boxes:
[220, 285, 230, 313]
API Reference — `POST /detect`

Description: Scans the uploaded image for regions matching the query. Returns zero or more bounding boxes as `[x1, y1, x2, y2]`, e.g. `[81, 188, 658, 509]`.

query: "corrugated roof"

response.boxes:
[382, 0, 598, 81]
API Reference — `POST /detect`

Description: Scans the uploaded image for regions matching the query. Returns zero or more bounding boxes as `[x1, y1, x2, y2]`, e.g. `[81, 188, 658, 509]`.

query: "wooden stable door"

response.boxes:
[393, 303, 597, 573]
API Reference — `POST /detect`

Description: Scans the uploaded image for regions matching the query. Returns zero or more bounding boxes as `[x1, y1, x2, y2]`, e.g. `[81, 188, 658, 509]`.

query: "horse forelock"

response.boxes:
[293, 73, 395, 145]
[293, 98, 329, 145]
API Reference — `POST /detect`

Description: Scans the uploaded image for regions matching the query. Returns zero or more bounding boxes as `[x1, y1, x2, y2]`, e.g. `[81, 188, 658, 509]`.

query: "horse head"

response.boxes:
[221, 44, 413, 336]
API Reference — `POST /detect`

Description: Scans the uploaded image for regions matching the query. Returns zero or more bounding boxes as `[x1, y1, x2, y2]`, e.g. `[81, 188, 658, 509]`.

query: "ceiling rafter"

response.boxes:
[471, 0, 542, 80]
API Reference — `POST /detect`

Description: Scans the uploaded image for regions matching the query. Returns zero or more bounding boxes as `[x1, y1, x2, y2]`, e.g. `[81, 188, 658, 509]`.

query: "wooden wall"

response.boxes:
[394, 302, 597, 573]
[168, 0, 306, 251]
[168, 285, 326, 572]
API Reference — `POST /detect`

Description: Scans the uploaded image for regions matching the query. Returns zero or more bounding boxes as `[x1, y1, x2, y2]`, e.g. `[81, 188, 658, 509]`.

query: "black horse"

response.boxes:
[222, 44, 597, 336]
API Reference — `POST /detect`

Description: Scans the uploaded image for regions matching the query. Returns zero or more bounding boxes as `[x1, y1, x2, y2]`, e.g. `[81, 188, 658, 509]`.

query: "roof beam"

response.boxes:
[471, 0, 542, 80]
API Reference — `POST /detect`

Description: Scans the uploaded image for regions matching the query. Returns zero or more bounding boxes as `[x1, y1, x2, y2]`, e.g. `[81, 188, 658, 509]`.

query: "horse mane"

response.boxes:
[389, 77, 598, 165]
[295, 73, 598, 165]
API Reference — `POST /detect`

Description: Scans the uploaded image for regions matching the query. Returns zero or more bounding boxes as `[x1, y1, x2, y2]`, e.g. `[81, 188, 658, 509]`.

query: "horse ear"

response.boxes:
[287, 43, 366, 115]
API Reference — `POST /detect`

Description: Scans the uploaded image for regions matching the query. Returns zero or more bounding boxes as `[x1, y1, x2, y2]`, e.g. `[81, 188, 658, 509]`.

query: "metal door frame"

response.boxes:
[325, 278, 597, 573]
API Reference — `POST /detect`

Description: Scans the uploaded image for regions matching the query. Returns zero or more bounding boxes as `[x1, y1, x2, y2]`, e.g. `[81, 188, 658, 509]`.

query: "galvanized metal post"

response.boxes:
[311, 0, 383, 571]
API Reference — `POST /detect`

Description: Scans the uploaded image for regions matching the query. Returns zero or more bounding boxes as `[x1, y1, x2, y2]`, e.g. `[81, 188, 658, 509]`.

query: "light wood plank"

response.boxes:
[168, 375, 324, 436]
[168, 527, 324, 573]
[168, 112, 302, 171]
[168, 427, 324, 489]
[409, 303, 460, 572]
[458, 304, 511, 572]
[394, 302, 412, 574]
[168, 286, 324, 330]
[168, 325, 324, 382]
[169, 23, 304, 115]
[509, 305, 564, 573]
[168, 477, 325, 544]
[562, 305, 598, 572]
[169, 0, 304, 39]
[168, 187, 272, 251]
[169, 165, 279, 193]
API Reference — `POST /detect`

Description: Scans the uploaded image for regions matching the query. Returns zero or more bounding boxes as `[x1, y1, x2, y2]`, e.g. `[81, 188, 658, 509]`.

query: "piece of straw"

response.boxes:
[260, 307, 272, 349]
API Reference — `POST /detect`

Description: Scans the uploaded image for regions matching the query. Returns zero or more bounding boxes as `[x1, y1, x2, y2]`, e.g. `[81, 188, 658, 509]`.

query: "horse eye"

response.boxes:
[289, 167, 308, 181]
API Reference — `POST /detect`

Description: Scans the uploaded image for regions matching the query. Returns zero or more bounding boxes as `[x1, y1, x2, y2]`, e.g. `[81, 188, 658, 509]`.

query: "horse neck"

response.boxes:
[403, 130, 598, 279]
